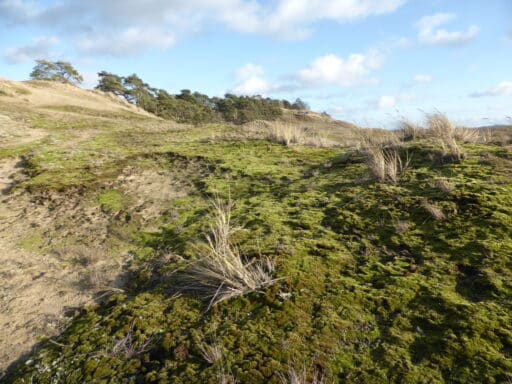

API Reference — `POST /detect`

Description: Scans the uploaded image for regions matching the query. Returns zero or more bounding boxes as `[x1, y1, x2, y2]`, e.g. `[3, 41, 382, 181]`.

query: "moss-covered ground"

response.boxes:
[3, 106, 512, 383]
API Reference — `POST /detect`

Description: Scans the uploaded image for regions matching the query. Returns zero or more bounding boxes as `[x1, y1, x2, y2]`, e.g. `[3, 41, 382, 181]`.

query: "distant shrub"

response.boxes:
[176, 197, 277, 309]
[96, 71, 290, 124]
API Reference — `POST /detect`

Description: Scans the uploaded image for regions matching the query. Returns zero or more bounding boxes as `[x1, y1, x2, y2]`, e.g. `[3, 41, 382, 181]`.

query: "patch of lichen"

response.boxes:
[7, 139, 512, 383]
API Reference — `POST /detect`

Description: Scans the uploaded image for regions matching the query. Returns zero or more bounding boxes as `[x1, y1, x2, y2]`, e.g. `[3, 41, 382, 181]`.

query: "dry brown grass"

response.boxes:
[198, 340, 223, 364]
[433, 178, 454, 193]
[399, 120, 423, 142]
[422, 200, 446, 221]
[103, 324, 153, 359]
[280, 367, 327, 384]
[265, 122, 333, 147]
[357, 129, 399, 149]
[426, 113, 463, 161]
[394, 220, 410, 234]
[177, 197, 278, 309]
[454, 126, 480, 143]
[365, 145, 410, 184]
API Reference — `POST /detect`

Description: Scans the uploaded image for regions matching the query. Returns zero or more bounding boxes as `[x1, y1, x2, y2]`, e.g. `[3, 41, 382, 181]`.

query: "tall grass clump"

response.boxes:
[177, 197, 277, 309]
[266, 122, 332, 147]
[427, 113, 464, 161]
[399, 120, 422, 142]
[365, 145, 410, 184]
[266, 122, 306, 146]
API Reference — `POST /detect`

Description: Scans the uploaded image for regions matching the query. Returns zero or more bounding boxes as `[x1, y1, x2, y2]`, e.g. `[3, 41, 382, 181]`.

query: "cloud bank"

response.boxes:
[1, 0, 407, 57]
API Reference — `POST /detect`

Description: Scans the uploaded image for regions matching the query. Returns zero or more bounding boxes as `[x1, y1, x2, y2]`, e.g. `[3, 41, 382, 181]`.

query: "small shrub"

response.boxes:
[176, 197, 277, 309]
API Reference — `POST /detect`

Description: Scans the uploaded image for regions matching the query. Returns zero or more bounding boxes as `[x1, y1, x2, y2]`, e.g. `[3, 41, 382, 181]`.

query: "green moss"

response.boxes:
[98, 190, 128, 213]
[5, 130, 512, 383]
[17, 232, 45, 252]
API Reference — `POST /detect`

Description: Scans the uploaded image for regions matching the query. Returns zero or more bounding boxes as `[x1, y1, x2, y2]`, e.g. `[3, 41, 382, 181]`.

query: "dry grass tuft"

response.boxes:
[103, 324, 153, 359]
[454, 126, 480, 143]
[265, 122, 334, 147]
[394, 220, 410, 234]
[433, 178, 454, 193]
[365, 145, 410, 184]
[399, 120, 423, 142]
[422, 200, 446, 221]
[280, 367, 327, 384]
[177, 197, 278, 309]
[426, 113, 463, 161]
[198, 340, 223, 364]
[357, 129, 399, 149]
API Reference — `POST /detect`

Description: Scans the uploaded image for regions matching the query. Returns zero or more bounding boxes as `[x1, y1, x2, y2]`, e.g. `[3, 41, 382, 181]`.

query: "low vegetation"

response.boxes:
[1, 80, 512, 383]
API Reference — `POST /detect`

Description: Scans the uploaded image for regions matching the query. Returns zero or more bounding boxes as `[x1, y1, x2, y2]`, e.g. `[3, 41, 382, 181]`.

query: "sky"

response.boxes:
[0, 0, 511, 128]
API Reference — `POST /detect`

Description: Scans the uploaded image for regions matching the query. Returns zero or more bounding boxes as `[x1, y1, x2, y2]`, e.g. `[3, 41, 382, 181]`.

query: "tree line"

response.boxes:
[29, 60, 310, 125]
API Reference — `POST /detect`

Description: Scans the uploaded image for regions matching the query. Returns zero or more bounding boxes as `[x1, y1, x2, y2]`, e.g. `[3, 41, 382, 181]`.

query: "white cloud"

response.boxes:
[470, 81, 512, 97]
[77, 27, 176, 56]
[232, 63, 272, 95]
[235, 63, 264, 82]
[0, 0, 408, 55]
[378, 95, 396, 109]
[297, 50, 384, 87]
[263, 0, 407, 39]
[377, 93, 416, 109]
[85, 0, 407, 39]
[413, 74, 433, 84]
[416, 13, 479, 46]
[3, 36, 59, 64]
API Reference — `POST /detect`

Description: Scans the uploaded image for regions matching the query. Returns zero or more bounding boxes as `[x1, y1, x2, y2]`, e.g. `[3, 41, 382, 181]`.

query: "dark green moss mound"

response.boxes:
[7, 140, 512, 383]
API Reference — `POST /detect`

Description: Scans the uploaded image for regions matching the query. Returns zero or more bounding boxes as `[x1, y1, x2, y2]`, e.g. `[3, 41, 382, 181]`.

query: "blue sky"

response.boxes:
[0, 0, 511, 127]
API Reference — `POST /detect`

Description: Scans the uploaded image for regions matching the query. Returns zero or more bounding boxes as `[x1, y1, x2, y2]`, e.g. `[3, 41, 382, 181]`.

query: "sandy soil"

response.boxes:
[0, 78, 183, 375]
[0, 158, 91, 373]
[0, 78, 151, 116]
